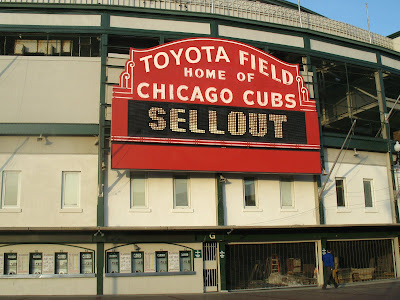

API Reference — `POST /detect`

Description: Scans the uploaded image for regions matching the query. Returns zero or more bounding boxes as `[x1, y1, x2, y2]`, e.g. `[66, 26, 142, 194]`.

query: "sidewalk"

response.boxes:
[1, 279, 399, 300]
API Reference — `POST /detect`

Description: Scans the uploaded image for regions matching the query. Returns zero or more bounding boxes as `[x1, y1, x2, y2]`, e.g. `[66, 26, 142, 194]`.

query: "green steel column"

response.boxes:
[217, 175, 225, 226]
[96, 13, 109, 296]
[219, 242, 227, 291]
[211, 19, 218, 37]
[311, 62, 325, 225]
[304, 38, 325, 224]
[97, 14, 109, 227]
[375, 69, 399, 223]
[97, 242, 105, 295]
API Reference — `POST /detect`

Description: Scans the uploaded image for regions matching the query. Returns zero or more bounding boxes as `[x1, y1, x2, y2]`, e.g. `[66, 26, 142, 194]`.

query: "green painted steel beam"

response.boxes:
[1, 226, 400, 244]
[0, 123, 98, 136]
[322, 132, 388, 152]
[97, 242, 104, 296]
[97, 14, 109, 228]
[219, 242, 227, 291]
[217, 175, 225, 226]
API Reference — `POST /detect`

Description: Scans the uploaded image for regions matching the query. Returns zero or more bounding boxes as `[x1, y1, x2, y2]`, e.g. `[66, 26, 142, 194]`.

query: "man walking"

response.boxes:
[322, 249, 338, 289]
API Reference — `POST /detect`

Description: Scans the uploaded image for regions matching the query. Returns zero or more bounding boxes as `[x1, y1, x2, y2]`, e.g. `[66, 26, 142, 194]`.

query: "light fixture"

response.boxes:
[394, 141, 400, 166]
[219, 174, 227, 183]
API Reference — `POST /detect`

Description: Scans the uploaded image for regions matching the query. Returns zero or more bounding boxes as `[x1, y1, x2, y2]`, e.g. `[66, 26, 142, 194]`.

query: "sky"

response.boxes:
[285, 0, 399, 37]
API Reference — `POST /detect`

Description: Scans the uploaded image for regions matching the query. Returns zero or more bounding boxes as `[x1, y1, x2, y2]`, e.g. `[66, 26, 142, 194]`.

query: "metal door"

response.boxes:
[203, 242, 219, 292]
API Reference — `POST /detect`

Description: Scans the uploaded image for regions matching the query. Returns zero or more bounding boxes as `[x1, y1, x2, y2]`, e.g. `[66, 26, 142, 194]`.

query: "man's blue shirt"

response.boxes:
[323, 252, 334, 268]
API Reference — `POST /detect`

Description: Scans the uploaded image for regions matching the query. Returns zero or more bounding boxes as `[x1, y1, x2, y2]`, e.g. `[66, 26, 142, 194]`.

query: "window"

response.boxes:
[29, 253, 42, 274]
[335, 178, 346, 207]
[62, 171, 80, 208]
[55, 253, 68, 274]
[280, 177, 294, 208]
[1, 171, 20, 208]
[130, 173, 146, 208]
[179, 251, 192, 272]
[131, 252, 144, 273]
[4, 253, 17, 275]
[243, 177, 256, 207]
[174, 175, 189, 208]
[0, 33, 100, 56]
[80, 252, 93, 274]
[156, 251, 168, 272]
[363, 179, 374, 208]
[106, 252, 119, 274]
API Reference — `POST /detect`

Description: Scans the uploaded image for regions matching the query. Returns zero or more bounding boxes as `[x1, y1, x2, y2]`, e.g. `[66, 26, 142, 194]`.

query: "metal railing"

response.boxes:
[0, 0, 394, 50]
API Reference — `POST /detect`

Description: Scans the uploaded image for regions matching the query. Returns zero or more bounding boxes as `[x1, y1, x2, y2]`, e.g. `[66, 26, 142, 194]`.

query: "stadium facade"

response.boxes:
[1, 0, 400, 295]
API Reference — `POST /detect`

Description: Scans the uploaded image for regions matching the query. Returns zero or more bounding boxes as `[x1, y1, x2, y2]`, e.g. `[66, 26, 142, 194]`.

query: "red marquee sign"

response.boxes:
[112, 38, 320, 173]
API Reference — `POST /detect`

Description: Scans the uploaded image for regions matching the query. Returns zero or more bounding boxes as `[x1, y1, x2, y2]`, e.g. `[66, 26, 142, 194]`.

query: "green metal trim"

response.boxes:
[0, 25, 103, 32]
[97, 14, 109, 228]
[2, 6, 400, 71]
[310, 62, 325, 225]
[1, 226, 400, 244]
[219, 242, 226, 291]
[0, 123, 98, 136]
[210, 19, 218, 37]
[217, 175, 225, 226]
[105, 27, 210, 39]
[321, 238, 327, 251]
[376, 69, 400, 223]
[1, 3, 400, 57]
[96, 242, 104, 296]
[322, 132, 388, 152]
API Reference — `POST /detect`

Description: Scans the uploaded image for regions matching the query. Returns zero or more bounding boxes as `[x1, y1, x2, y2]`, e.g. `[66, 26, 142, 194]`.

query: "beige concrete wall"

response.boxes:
[110, 16, 210, 34]
[310, 39, 377, 63]
[106, 162, 217, 227]
[0, 12, 101, 27]
[218, 25, 304, 48]
[0, 136, 98, 227]
[393, 37, 400, 53]
[0, 56, 101, 124]
[103, 242, 203, 295]
[224, 174, 318, 226]
[0, 243, 96, 296]
[322, 149, 393, 224]
[382, 55, 400, 71]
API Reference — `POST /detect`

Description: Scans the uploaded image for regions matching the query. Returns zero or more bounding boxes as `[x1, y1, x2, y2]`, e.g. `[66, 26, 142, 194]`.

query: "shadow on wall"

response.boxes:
[0, 56, 19, 79]
[0, 137, 29, 172]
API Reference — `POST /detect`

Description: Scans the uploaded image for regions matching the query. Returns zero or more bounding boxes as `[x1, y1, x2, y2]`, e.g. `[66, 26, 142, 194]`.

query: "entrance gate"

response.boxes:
[326, 239, 396, 284]
[203, 242, 219, 292]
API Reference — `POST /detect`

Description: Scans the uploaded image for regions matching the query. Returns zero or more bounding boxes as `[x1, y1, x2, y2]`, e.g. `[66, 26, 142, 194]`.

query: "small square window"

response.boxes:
[156, 251, 168, 272]
[80, 252, 93, 274]
[243, 177, 256, 207]
[106, 252, 119, 274]
[4, 253, 17, 275]
[131, 252, 144, 273]
[174, 175, 189, 208]
[55, 253, 68, 274]
[363, 179, 374, 208]
[62, 171, 80, 208]
[130, 173, 147, 208]
[335, 178, 346, 207]
[280, 177, 294, 208]
[1, 171, 20, 208]
[179, 251, 192, 272]
[29, 253, 42, 274]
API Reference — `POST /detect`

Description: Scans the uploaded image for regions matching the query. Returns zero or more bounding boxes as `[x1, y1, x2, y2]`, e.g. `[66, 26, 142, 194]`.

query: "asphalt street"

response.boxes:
[1, 280, 399, 300]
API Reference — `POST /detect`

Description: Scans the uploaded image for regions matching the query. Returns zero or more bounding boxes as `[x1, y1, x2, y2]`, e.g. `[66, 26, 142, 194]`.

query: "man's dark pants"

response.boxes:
[322, 266, 338, 289]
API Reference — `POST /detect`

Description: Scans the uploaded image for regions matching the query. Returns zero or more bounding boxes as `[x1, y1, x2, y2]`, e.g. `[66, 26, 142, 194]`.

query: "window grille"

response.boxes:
[327, 239, 395, 283]
[226, 242, 317, 290]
